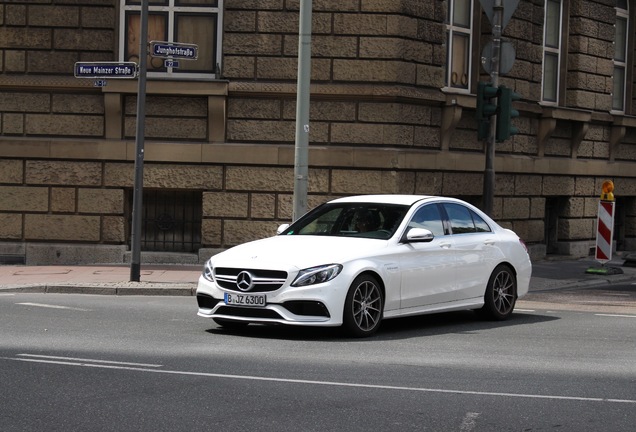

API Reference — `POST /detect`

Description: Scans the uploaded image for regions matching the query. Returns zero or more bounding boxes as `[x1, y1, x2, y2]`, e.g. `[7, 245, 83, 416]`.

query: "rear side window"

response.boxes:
[472, 211, 491, 232]
[443, 203, 491, 234]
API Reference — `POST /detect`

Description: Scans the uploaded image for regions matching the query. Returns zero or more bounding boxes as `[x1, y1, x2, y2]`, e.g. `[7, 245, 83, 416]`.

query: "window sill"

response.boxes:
[102, 79, 228, 96]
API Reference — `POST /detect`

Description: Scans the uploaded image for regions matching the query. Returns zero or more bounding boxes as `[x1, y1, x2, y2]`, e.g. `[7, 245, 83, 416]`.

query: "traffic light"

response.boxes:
[495, 85, 520, 142]
[476, 82, 498, 140]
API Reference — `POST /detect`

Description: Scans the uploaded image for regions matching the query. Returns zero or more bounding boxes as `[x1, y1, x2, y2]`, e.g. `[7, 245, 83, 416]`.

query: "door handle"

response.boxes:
[484, 239, 495, 246]
[439, 242, 452, 249]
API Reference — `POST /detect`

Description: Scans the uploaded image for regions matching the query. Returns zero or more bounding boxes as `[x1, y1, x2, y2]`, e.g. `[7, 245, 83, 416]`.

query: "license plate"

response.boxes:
[224, 292, 266, 307]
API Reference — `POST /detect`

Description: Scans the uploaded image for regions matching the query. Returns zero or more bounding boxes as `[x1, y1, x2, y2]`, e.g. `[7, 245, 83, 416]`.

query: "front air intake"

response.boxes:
[283, 301, 330, 318]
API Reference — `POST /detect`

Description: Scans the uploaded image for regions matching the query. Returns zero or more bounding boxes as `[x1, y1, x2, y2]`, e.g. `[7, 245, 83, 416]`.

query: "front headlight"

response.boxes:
[291, 264, 343, 287]
[202, 260, 214, 282]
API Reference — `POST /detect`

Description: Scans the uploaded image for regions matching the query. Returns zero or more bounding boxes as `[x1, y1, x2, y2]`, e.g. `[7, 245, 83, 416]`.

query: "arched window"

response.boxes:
[613, 1, 629, 112]
[445, 0, 473, 91]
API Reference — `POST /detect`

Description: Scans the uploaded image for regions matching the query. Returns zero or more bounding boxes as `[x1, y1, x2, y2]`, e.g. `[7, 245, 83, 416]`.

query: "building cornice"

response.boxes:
[1, 137, 634, 179]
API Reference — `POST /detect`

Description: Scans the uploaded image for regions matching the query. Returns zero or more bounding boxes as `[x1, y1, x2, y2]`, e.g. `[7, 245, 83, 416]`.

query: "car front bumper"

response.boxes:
[196, 274, 348, 327]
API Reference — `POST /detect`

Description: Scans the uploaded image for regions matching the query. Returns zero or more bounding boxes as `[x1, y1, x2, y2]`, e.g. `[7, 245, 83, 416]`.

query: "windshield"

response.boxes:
[281, 203, 409, 240]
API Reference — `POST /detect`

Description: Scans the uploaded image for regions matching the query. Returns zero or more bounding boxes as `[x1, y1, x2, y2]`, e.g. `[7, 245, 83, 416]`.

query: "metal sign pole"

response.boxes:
[130, 0, 148, 282]
[483, 0, 503, 216]
[292, 0, 312, 221]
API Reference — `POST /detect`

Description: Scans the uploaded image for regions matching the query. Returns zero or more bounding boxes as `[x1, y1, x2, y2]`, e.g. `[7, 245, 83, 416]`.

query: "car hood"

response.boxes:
[210, 235, 389, 270]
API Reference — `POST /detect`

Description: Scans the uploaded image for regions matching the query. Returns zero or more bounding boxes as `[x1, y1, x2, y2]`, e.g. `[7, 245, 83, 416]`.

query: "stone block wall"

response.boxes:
[224, 0, 444, 88]
[124, 95, 210, 141]
[624, 198, 636, 250]
[1, 0, 636, 264]
[0, 2, 116, 74]
[0, 91, 104, 137]
[1, 154, 634, 261]
[0, 160, 126, 244]
[227, 98, 442, 148]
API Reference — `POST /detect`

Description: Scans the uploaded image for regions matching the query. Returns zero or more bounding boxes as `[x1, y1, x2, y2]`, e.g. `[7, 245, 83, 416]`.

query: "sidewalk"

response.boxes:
[0, 257, 635, 296]
[0, 264, 202, 296]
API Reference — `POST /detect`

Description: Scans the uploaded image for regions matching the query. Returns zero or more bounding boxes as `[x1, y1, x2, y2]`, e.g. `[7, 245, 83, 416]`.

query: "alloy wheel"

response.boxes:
[351, 279, 382, 332]
[492, 268, 515, 316]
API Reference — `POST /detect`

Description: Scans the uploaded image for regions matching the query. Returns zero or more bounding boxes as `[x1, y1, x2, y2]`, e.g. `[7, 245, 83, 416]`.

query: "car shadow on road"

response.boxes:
[373, 310, 560, 341]
[205, 310, 559, 341]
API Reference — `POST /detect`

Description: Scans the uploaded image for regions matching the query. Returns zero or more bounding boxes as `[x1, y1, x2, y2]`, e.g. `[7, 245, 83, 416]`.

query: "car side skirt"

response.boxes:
[383, 297, 484, 319]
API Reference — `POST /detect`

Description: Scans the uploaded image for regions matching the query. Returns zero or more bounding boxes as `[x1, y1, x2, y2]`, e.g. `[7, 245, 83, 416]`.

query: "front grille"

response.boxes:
[215, 306, 282, 319]
[214, 268, 288, 292]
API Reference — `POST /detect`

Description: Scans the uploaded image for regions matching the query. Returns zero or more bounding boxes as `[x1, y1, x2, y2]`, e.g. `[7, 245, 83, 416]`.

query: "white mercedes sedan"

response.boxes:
[196, 195, 532, 337]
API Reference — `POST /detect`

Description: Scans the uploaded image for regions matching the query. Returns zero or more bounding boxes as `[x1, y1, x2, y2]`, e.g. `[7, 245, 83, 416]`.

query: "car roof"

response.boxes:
[327, 195, 435, 206]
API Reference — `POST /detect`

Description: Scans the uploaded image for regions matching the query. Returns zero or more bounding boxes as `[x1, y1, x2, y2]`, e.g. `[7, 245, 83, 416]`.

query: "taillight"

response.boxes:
[519, 238, 528, 253]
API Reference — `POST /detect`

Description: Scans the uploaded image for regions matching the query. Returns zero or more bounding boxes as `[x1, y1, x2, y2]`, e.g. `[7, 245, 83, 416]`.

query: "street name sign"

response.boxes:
[74, 62, 138, 79]
[150, 41, 198, 60]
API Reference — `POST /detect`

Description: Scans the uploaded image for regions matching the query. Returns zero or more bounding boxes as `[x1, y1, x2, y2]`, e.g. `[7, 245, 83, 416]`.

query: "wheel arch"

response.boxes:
[355, 269, 386, 302]
[494, 261, 518, 297]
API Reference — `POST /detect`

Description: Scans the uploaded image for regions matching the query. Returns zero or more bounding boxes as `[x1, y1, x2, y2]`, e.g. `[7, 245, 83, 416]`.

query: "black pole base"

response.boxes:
[130, 262, 141, 282]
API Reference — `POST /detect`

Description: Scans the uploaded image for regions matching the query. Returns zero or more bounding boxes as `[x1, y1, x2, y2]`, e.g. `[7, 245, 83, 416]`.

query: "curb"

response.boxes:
[2, 273, 635, 297]
[529, 273, 636, 293]
[0, 283, 197, 296]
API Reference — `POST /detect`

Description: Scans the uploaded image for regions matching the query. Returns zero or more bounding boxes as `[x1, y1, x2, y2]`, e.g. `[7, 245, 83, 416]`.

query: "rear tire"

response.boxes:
[478, 264, 517, 320]
[342, 274, 383, 337]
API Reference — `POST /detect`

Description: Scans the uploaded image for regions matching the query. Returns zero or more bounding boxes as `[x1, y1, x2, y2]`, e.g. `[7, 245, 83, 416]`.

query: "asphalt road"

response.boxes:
[1, 288, 635, 432]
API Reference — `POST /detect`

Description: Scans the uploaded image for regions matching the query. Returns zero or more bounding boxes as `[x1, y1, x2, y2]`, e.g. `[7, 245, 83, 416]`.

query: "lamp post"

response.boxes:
[482, 0, 503, 216]
[130, 0, 148, 282]
[292, 0, 312, 221]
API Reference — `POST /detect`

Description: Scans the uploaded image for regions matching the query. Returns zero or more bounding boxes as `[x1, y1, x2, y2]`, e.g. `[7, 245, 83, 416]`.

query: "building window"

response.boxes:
[128, 189, 202, 253]
[119, 0, 223, 79]
[445, 0, 473, 91]
[542, 0, 562, 103]
[613, 1, 629, 112]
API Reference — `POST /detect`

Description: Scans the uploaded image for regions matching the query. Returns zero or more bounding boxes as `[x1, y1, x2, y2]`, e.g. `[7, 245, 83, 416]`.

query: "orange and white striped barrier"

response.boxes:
[595, 200, 614, 263]
[594, 180, 615, 264]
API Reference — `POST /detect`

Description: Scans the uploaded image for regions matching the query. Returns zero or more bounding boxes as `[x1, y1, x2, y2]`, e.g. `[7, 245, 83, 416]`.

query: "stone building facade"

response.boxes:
[1, 0, 635, 264]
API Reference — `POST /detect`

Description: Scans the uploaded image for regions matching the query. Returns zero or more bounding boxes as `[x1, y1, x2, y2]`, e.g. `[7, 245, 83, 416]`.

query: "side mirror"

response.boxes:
[405, 227, 434, 243]
[276, 223, 290, 235]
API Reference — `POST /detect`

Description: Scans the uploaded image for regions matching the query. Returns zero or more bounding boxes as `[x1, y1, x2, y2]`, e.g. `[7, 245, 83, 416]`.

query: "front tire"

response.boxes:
[479, 264, 517, 320]
[343, 274, 384, 337]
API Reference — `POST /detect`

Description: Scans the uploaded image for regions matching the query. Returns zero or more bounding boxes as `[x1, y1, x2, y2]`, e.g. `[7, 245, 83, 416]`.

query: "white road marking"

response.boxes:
[514, 309, 535, 312]
[595, 314, 636, 319]
[459, 412, 481, 431]
[3, 355, 635, 405]
[17, 354, 162, 368]
[16, 302, 91, 311]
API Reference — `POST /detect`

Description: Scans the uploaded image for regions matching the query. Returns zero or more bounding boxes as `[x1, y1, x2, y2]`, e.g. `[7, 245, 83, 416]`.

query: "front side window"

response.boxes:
[445, 0, 473, 91]
[542, 0, 562, 103]
[120, 0, 223, 79]
[409, 204, 446, 237]
[613, 3, 629, 112]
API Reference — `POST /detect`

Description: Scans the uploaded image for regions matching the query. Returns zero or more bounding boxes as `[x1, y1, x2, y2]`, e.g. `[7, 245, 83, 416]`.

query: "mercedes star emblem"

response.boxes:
[236, 271, 254, 292]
